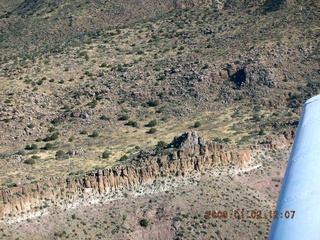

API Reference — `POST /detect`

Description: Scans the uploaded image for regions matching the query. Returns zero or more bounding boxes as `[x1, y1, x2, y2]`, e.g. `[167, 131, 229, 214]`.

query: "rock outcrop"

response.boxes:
[0, 131, 253, 219]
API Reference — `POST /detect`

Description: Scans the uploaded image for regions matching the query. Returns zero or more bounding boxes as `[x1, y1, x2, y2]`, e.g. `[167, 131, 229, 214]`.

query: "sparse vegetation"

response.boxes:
[0, 1, 316, 238]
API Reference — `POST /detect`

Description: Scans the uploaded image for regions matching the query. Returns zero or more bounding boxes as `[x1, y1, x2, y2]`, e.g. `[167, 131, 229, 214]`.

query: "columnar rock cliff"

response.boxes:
[0, 131, 294, 220]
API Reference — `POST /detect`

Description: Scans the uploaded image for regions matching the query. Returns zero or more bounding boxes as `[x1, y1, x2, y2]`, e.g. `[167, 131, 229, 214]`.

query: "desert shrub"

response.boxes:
[88, 100, 98, 108]
[55, 150, 67, 159]
[100, 62, 107, 67]
[157, 75, 166, 81]
[51, 132, 59, 140]
[102, 151, 110, 159]
[258, 128, 265, 135]
[147, 128, 157, 134]
[252, 114, 261, 122]
[48, 126, 56, 132]
[44, 143, 53, 150]
[119, 155, 128, 161]
[223, 138, 231, 143]
[139, 219, 149, 227]
[147, 100, 160, 107]
[51, 117, 63, 126]
[100, 115, 109, 120]
[91, 130, 99, 138]
[118, 114, 129, 121]
[156, 141, 167, 149]
[80, 130, 88, 135]
[202, 63, 209, 69]
[194, 121, 202, 128]
[146, 120, 157, 127]
[17, 149, 26, 156]
[27, 123, 35, 129]
[26, 143, 38, 150]
[44, 132, 59, 141]
[125, 120, 138, 127]
[24, 159, 35, 165]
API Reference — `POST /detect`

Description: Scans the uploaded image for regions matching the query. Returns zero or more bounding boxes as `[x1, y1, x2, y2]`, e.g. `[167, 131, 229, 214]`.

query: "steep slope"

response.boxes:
[0, 0, 319, 188]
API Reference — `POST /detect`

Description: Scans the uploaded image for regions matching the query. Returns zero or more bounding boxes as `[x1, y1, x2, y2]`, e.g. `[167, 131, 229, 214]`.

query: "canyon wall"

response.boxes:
[0, 131, 294, 220]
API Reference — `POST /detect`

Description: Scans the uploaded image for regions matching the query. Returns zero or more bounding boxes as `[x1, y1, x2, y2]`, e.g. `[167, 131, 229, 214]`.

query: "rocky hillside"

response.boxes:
[0, 0, 318, 227]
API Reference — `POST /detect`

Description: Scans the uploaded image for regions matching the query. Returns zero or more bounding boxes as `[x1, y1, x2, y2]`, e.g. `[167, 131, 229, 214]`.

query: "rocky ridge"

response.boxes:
[0, 130, 294, 220]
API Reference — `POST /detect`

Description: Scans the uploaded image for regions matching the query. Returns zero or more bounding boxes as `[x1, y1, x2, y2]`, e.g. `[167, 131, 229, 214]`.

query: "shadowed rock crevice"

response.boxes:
[229, 68, 246, 89]
[263, 0, 286, 13]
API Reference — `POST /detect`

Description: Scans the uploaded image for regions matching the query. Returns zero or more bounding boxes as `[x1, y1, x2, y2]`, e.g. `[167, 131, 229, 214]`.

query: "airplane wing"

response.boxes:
[269, 94, 320, 240]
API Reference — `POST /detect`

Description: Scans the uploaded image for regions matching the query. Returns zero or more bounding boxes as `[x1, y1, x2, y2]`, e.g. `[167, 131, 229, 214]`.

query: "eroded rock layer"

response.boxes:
[0, 131, 293, 219]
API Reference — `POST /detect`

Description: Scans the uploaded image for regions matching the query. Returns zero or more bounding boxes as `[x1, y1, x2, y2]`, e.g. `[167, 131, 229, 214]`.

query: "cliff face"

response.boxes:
[0, 131, 294, 220]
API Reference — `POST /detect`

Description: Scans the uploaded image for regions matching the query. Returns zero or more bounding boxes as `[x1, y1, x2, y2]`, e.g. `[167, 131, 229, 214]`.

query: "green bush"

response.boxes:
[147, 100, 160, 107]
[26, 143, 38, 150]
[24, 159, 35, 165]
[48, 126, 56, 132]
[44, 143, 54, 150]
[43, 132, 59, 142]
[51, 118, 63, 126]
[119, 155, 129, 161]
[223, 138, 231, 143]
[80, 130, 88, 135]
[27, 123, 35, 129]
[100, 115, 110, 120]
[55, 150, 66, 159]
[146, 120, 157, 127]
[17, 149, 26, 156]
[147, 128, 157, 134]
[194, 121, 202, 128]
[125, 120, 138, 127]
[102, 151, 110, 159]
[88, 100, 98, 108]
[139, 219, 149, 227]
[91, 130, 99, 138]
[156, 141, 167, 149]
[118, 114, 129, 121]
